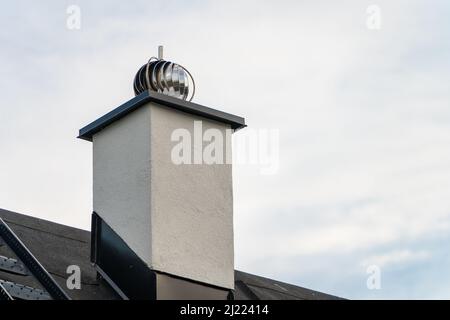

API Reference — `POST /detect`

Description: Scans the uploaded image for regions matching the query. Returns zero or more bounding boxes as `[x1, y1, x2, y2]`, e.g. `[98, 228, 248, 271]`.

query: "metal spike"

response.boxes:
[158, 45, 163, 60]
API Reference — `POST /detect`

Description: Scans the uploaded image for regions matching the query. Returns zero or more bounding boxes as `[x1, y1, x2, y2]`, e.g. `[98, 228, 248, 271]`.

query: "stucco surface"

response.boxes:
[93, 105, 152, 265]
[92, 102, 234, 289]
[150, 104, 234, 289]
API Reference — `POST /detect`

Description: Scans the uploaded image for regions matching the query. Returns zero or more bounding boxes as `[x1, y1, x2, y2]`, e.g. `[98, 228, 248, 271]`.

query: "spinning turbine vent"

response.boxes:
[133, 46, 195, 101]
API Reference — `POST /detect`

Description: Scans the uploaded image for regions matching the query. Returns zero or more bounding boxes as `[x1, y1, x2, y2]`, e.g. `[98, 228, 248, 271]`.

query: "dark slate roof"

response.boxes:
[0, 208, 341, 300]
[0, 209, 118, 300]
[234, 271, 340, 300]
[78, 91, 246, 142]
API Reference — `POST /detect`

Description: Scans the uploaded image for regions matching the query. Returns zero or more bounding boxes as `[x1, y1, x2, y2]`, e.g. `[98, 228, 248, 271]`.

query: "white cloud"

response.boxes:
[361, 249, 430, 269]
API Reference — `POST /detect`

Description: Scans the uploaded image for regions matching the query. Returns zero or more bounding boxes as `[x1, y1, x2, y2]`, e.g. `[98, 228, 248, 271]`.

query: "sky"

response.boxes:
[1, 0, 450, 299]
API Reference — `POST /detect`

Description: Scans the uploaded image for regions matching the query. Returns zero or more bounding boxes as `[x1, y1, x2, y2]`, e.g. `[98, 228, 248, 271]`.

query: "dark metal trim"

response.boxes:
[0, 218, 71, 300]
[91, 214, 129, 299]
[90, 213, 100, 264]
[78, 91, 246, 141]
[95, 265, 129, 300]
[90, 212, 157, 300]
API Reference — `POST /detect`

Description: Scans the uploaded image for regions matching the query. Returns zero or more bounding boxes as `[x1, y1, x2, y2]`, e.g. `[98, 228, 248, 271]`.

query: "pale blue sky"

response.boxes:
[1, 0, 450, 299]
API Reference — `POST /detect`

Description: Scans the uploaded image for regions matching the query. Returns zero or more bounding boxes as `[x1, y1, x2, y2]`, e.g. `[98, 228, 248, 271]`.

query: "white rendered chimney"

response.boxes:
[79, 91, 245, 294]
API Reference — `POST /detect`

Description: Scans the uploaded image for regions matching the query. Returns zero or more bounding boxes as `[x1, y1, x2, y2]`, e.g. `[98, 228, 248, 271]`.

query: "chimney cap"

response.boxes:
[78, 91, 246, 142]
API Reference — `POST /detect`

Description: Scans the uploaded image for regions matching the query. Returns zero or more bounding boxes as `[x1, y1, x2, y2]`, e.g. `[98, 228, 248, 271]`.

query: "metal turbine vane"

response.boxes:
[133, 46, 195, 101]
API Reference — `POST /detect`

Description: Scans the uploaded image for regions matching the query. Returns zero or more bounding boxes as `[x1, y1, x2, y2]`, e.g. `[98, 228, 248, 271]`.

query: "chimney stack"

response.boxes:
[78, 71, 245, 299]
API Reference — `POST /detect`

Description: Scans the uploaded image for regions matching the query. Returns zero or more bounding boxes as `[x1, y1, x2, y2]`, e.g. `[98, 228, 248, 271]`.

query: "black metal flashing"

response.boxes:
[78, 91, 246, 142]
[0, 218, 71, 300]
[91, 212, 156, 300]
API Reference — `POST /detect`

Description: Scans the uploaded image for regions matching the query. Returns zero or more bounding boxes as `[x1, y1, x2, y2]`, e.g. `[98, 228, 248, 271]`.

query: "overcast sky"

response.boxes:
[1, 0, 450, 299]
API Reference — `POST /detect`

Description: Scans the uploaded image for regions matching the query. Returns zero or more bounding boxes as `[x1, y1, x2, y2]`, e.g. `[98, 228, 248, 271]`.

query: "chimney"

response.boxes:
[78, 53, 245, 299]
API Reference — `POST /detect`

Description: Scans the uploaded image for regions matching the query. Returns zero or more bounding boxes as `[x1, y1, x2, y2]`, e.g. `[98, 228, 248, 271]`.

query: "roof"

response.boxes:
[78, 91, 246, 142]
[0, 208, 341, 300]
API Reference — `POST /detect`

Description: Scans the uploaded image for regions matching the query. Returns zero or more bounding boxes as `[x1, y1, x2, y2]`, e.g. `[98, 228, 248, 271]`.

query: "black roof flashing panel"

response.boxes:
[78, 91, 246, 142]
